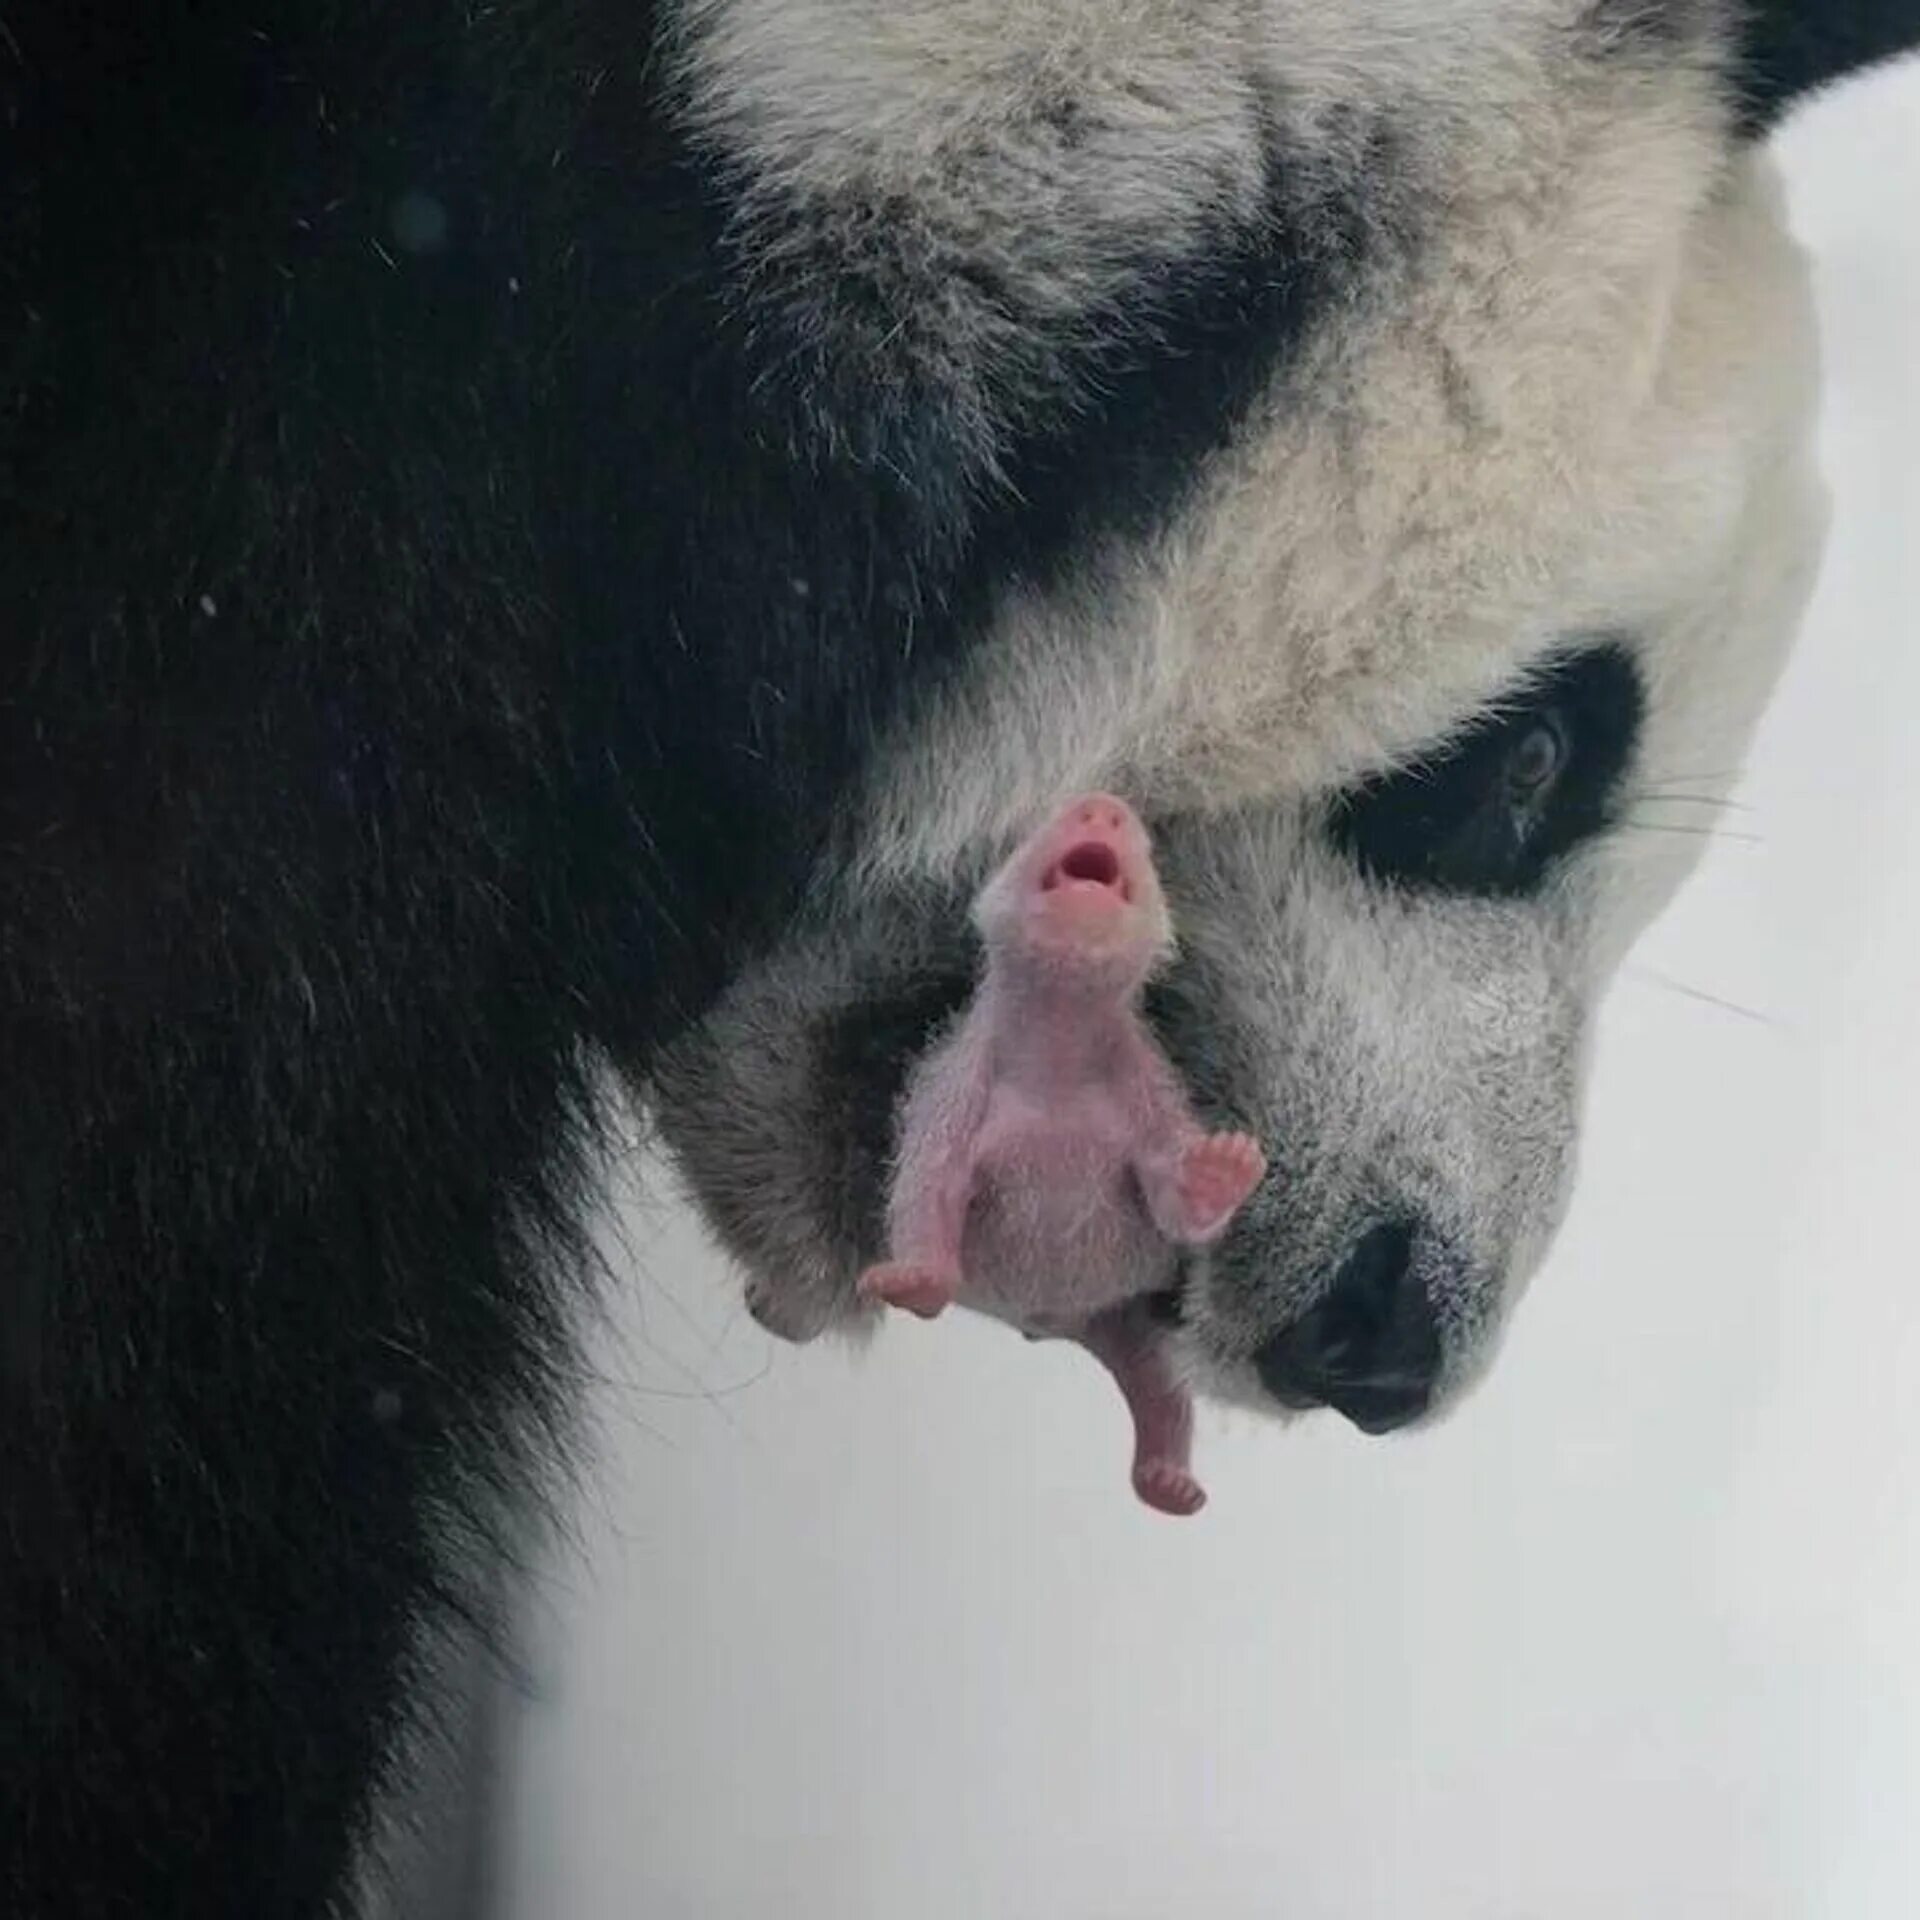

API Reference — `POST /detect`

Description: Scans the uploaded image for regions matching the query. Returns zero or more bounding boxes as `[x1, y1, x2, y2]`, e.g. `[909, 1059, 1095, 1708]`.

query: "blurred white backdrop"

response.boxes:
[497, 59, 1920, 1920]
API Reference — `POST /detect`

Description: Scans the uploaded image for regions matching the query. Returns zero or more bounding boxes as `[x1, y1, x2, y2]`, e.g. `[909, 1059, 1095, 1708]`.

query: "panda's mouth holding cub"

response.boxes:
[668, 640, 1645, 1439]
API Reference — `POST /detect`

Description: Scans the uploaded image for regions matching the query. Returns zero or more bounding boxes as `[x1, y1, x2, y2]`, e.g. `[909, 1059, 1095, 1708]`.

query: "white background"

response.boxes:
[498, 60, 1920, 1920]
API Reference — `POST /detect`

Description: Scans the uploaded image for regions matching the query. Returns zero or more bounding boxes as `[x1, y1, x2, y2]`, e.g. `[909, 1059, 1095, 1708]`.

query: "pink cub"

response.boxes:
[858, 793, 1266, 1516]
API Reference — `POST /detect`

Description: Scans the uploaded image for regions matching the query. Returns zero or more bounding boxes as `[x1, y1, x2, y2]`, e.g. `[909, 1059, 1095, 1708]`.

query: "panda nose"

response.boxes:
[1252, 1221, 1441, 1434]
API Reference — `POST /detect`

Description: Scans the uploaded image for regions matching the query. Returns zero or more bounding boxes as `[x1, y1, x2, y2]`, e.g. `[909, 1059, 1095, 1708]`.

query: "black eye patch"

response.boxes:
[1325, 642, 1644, 897]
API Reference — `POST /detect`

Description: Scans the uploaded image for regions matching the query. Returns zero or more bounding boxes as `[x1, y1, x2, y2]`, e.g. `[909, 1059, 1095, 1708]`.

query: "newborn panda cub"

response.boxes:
[860, 795, 1267, 1516]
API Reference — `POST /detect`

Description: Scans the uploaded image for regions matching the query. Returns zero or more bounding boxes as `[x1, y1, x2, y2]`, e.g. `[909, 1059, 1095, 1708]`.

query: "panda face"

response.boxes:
[652, 1, 1826, 1430]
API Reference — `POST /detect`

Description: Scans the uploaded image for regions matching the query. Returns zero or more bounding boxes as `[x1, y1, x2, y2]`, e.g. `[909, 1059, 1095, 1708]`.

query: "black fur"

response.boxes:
[1737, 0, 1920, 125]
[0, 3, 1394, 1913]
[1326, 644, 1645, 900]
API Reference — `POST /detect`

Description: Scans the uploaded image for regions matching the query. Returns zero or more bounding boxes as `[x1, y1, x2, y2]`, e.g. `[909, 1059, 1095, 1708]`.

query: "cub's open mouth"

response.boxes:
[1044, 838, 1129, 898]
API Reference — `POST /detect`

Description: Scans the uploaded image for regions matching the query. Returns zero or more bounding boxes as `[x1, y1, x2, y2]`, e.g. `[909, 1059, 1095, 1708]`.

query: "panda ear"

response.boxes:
[1735, 3, 1920, 132]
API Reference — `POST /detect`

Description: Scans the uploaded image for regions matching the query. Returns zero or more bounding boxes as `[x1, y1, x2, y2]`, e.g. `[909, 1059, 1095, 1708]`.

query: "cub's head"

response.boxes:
[972, 792, 1173, 998]
[653, 4, 1911, 1432]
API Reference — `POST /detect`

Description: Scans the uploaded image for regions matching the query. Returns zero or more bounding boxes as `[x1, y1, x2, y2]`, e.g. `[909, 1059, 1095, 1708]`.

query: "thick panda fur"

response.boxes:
[1, 3, 1916, 1914]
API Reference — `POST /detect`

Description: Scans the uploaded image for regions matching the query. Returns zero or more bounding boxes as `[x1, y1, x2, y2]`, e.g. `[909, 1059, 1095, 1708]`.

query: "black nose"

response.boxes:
[1253, 1222, 1441, 1434]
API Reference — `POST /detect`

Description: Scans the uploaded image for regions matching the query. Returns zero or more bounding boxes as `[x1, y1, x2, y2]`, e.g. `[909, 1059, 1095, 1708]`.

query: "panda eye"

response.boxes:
[1504, 717, 1566, 808]
[1326, 642, 1643, 898]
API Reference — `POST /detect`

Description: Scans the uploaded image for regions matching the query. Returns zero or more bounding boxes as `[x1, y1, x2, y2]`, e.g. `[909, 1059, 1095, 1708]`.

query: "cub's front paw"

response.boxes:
[856, 1260, 960, 1320]
[1171, 1132, 1266, 1242]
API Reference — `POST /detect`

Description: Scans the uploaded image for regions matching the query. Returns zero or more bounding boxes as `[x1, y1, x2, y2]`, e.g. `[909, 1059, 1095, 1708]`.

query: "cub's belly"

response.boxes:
[958, 1145, 1170, 1326]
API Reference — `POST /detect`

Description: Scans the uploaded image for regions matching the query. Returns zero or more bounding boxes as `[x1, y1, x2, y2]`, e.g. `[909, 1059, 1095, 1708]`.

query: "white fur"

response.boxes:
[852, 110, 1817, 900]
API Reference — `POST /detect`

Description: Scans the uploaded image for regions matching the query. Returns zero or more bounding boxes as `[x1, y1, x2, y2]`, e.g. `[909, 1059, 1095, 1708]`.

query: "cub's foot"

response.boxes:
[1133, 1459, 1208, 1518]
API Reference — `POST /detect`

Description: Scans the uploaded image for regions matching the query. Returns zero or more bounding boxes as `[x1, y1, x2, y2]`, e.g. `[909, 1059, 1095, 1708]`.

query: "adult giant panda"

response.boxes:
[3, 4, 1916, 1913]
